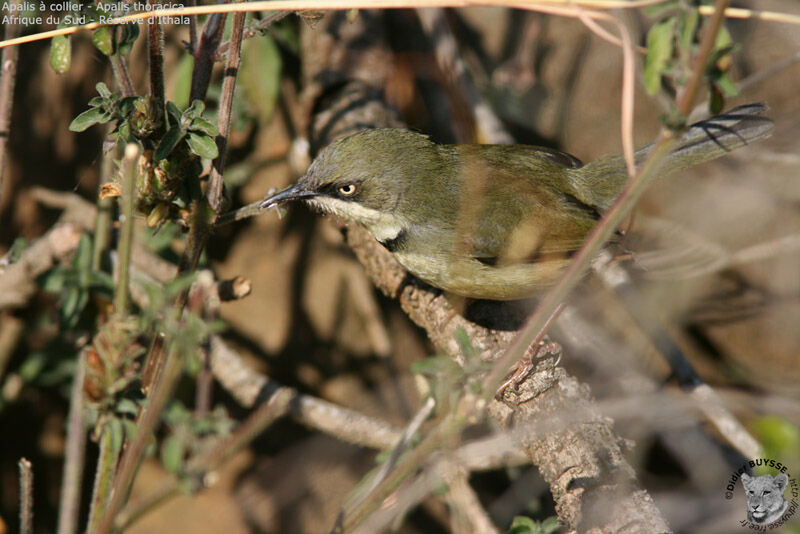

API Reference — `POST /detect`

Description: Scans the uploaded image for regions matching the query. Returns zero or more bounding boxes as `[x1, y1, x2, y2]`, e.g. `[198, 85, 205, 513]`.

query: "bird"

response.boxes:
[260, 103, 773, 300]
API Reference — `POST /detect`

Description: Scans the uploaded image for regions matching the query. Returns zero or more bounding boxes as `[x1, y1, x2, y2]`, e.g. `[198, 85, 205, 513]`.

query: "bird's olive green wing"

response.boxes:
[447, 144, 600, 265]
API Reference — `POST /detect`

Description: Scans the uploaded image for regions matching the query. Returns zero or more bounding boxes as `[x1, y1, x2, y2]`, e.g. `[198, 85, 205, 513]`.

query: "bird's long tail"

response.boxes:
[573, 103, 774, 211]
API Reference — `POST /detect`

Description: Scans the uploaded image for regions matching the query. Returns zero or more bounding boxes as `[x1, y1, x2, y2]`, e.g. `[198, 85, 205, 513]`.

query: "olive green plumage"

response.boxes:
[261, 103, 773, 300]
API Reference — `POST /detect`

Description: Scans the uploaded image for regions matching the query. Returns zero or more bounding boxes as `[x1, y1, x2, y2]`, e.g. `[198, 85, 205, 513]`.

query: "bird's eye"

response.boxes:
[338, 184, 358, 196]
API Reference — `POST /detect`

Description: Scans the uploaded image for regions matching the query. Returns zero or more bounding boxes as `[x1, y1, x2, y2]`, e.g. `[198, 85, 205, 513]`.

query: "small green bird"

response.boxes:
[260, 104, 772, 300]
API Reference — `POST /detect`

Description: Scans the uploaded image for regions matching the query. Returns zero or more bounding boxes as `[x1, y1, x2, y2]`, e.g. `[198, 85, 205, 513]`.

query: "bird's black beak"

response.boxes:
[259, 183, 317, 210]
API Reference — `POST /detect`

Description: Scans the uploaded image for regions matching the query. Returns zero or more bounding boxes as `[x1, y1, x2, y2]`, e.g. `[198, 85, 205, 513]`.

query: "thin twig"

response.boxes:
[186, 0, 198, 52]
[56, 357, 87, 534]
[215, 200, 263, 225]
[86, 426, 121, 533]
[3, 1, 800, 51]
[113, 482, 181, 532]
[18, 458, 33, 534]
[95, 344, 183, 534]
[114, 387, 295, 531]
[146, 0, 165, 106]
[0, 222, 84, 310]
[208, 335, 403, 448]
[355, 396, 436, 503]
[113, 144, 139, 316]
[207, 11, 246, 213]
[0, 313, 23, 383]
[91, 139, 116, 272]
[190, 13, 227, 103]
[214, 11, 292, 60]
[110, 55, 136, 97]
[0, 0, 21, 209]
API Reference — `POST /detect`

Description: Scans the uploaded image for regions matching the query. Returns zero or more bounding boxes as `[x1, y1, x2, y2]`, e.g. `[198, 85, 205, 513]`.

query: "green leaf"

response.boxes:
[642, 0, 679, 18]
[155, 126, 185, 160]
[240, 34, 282, 124]
[18, 353, 47, 382]
[69, 107, 108, 132]
[678, 8, 699, 51]
[92, 27, 114, 55]
[454, 328, 476, 360]
[39, 266, 68, 293]
[61, 287, 82, 323]
[751, 416, 800, 461]
[116, 398, 140, 416]
[189, 116, 218, 137]
[117, 23, 140, 56]
[74, 234, 93, 273]
[117, 120, 133, 142]
[88, 270, 116, 291]
[714, 72, 739, 97]
[108, 418, 125, 454]
[171, 55, 195, 110]
[96, 82, 112, 100]
[508, 516, 537, 534]
[184, 99, 205, 120]
[644, 17, 677, 95]
[161, 435, 186, 474]
[166, 101, 183, 124]
[122, 419, 139, 442]
[186, 132, 219, 159]
[50, 35, 72, 74]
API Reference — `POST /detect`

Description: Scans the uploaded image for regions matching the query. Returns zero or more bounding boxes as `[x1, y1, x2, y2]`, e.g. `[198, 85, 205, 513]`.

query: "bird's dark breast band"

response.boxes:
[378, 229, 408, 252]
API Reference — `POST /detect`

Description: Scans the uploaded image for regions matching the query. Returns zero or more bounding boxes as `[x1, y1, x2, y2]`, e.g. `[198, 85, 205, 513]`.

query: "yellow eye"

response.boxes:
[338, 184, 357, 196]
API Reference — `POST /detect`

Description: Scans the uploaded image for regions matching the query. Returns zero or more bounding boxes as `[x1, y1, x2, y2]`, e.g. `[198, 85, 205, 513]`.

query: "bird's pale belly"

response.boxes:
[392, 249, 571, 300]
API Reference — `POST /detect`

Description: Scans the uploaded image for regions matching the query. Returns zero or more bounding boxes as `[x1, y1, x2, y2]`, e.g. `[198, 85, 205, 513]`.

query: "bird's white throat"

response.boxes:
[308, 197, 405, 242]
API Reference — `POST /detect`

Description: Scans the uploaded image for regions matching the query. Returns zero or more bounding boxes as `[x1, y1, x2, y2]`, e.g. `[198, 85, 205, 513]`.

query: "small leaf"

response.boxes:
[161, 435, 186, 474]
[453, 328, 476, 359]
[50, 35, 72, 74]
[714, 72, 739, 97]
[116, 399, 140, 416]
[18, 353, 46, 382]
[643, 17, 677, 95]
[109, 418, 125, 453]
[678, 8, 699, 51]
[155, 126, 185, 161]
[189, 116, 218, 137]
[117, 23, 140, 56]
[117, 120, 133, 142]
[92, 27, 114, 55]
[186, 132, 219, 159]
[96, 82, 112, 100]
[74, 234, 93, 273]
[751, 416, 800, 464]
[642, 0, 679, 18]
[88, 270, 116, 291]
[184, 99, 205, 119]
[166, 101, 182, 124]
[171, 55, 194, 110]
[508, 516, 537, 534]
[69, 107, 108, 132]
[122, 419, 139, 441]
[39, 266, 68, 293]
[240, 35, 282, 124]
[61, 287, 82, 323]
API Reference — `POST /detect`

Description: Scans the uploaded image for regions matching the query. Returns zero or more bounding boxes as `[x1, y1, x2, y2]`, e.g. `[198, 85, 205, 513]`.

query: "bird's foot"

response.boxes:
[495, 340, 562, 402]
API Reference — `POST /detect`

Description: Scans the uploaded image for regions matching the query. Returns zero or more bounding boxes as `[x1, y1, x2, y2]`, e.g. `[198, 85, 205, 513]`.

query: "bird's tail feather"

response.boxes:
[573, 103, 773, 211]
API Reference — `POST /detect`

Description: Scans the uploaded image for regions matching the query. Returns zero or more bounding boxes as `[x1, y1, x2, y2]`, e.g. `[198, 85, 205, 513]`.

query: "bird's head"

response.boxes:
[260, 128, 439, 241]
